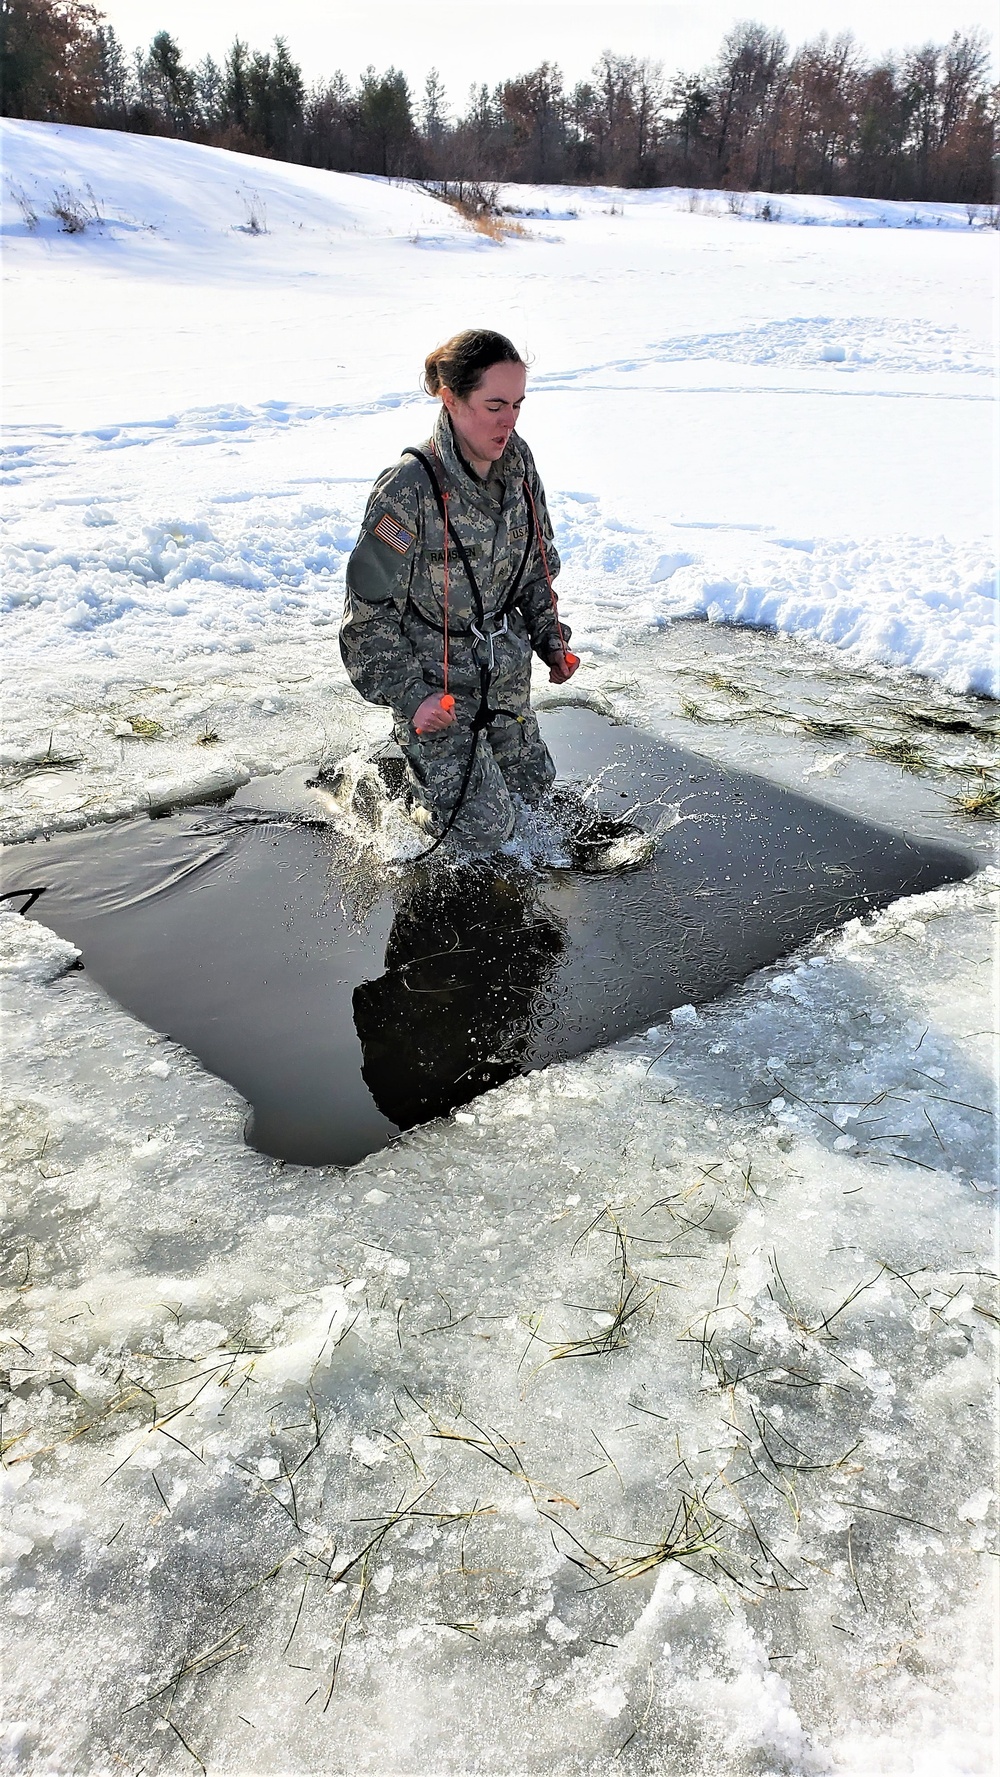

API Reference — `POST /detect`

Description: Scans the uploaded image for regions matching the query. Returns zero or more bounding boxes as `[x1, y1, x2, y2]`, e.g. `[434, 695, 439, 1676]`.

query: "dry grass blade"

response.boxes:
[161, 1716, 207, 1775]
[947, 781, 1000, 820]
[767, 1250, 887, 1340]
[867, 735, 929, 772]
[546, 1277, 655, 1363]
[424, 1411, 528, 1483]
[561, 1489, 729, 1590]
[571, 1202, 628, 1257]
[748, 1403, 861, 1474]
[899, 705, 990, 736]
[318, 1490, 495, 1707]
[127, 1625, 248, 1713]
[2, 737, 84, 785]
[615, 1661, 656, 1758]
[700, 672, 752, 699]
[799, 716, 857, 739]
[9, 1382, 152, 1467]
[540, 1210, 657, 1366]
[847, 1522, 868, 1612]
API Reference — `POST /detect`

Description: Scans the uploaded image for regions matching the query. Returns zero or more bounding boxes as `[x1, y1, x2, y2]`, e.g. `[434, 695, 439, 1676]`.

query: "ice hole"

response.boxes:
[0, 709, 974, 1166]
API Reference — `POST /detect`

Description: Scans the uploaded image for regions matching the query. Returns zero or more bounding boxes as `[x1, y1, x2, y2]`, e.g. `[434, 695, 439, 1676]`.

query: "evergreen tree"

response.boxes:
[194, 53, 222, 130]
[421, 67, 447, 142]
[358, 65, 414, 176]
[222, 37, 251, 136]
[144, 29, 194, 132]
[93, 19, 129, 121]
[419, 65, 449, 171]
[302, 71, 356, 170]
[265, 36, 304, 156]
[669, 73, 711, 168]
[501, 62, 566, 180]
[0, 0, 101, 120]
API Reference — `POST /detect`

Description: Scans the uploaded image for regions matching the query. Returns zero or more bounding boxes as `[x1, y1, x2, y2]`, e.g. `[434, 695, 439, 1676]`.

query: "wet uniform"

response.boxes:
[340, 407, 570, 848]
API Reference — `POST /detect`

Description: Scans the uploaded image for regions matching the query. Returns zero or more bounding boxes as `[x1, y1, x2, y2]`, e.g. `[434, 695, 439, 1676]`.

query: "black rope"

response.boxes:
[0, 887, 47, 915]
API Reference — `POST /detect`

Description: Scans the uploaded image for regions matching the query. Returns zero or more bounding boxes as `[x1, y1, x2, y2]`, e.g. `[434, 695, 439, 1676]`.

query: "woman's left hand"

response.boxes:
[548, 650, 580, 684]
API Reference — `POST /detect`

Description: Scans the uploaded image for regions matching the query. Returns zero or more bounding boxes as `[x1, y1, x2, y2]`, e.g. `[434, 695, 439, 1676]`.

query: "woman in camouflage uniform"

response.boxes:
[340, 329, 578, 850]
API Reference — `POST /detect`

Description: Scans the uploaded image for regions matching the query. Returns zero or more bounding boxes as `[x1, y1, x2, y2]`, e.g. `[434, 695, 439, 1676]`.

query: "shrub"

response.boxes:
[47, 183, 100, 231]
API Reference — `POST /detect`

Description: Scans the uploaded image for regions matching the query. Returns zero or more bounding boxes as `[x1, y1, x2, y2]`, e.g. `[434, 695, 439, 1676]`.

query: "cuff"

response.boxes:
[395, 682, 433, 723]
[539, 630, 571, 664]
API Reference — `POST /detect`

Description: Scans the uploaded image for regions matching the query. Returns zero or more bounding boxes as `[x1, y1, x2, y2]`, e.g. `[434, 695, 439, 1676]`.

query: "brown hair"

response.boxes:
[423, 329, 524, 401]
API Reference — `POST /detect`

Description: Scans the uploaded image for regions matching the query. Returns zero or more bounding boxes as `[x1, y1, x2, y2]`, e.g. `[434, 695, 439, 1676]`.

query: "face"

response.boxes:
[441, 360, 527, 467]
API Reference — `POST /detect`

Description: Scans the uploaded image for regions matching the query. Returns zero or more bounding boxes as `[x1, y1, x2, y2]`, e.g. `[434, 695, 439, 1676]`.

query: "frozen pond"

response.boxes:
[0, 710, 975, 1166]
[1, 121, 996, 1776]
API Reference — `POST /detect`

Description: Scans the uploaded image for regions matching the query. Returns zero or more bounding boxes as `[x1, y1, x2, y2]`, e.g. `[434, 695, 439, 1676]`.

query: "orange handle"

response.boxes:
[564, 653, 579, 669]
[441, 694, 455, 711]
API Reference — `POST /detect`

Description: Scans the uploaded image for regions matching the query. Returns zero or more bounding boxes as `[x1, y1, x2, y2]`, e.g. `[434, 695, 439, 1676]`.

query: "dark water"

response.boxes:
[1, 710, 974, 1166]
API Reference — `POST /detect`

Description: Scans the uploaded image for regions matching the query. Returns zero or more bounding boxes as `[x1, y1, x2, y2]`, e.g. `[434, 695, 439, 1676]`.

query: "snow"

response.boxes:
[3, 119, 997, 710]
[0, 908, 79, 984]
[1, 120, 998, 1775]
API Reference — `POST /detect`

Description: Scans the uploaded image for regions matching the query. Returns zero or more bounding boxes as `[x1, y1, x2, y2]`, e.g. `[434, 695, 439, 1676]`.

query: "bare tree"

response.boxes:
[4, 5, 993, 202]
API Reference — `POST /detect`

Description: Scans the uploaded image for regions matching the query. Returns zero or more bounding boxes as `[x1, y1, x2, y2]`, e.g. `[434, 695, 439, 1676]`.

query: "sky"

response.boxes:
[99, 1, 997, 99]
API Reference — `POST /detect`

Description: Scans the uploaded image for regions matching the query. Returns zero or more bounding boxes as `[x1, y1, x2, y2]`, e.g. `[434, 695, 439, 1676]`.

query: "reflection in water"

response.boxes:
[0, 710, 976, 1166]
[353, 863, 565, 1129]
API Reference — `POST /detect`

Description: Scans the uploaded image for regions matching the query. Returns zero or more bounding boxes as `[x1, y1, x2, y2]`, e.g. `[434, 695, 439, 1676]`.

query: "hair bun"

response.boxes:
[422, 330, 523, 401]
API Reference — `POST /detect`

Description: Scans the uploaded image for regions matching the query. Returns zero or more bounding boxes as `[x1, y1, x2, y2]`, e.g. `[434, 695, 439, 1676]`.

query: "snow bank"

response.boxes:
[1, 118, 473, 257]
[646, 531, 998, 699]
[0, 909, 79, 983]
[499, 179, 999, 232]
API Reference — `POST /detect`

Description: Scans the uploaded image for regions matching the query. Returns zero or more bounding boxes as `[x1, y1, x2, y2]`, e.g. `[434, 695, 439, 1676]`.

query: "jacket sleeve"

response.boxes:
[340, 467, 432, 724]
[514, 442, 571, 662]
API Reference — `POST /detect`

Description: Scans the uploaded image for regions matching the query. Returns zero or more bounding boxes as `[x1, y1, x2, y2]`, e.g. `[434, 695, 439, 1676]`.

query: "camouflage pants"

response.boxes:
[395, 707, 556, 849]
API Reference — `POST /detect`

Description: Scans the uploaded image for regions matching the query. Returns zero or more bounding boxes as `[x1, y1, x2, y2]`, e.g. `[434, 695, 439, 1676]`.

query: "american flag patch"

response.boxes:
[372, 512, 415, 554]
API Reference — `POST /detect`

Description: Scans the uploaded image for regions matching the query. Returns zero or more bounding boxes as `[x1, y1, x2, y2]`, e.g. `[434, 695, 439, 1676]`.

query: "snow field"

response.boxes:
[498, 181, 1000, 234]
[2, 119, 997, 711]
[1, 872, 996, 1773]
[1, 119, 998, 1774]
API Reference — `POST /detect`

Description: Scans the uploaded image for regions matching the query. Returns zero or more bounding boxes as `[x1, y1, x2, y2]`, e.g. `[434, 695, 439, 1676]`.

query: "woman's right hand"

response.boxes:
[548, 650, 580, 684]
[412, 691, 457, 736]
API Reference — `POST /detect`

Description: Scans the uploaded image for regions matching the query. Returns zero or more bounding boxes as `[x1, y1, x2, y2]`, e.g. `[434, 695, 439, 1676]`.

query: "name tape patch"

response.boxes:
[372, 512, 416, 555]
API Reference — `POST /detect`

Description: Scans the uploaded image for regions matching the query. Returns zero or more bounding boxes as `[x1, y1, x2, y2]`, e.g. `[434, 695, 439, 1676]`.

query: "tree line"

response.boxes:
[1, 0, 995, 201]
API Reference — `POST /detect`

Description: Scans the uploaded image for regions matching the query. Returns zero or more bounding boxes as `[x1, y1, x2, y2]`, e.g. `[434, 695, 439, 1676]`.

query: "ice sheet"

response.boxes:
[1, 871, 996, 1774]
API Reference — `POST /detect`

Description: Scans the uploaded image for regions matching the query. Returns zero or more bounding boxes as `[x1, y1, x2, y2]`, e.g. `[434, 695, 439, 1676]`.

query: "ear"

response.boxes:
[439, 385, 456, 415]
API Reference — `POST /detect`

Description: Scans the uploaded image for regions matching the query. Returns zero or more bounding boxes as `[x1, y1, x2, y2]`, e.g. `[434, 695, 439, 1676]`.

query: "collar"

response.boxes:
[431, 408, 522, 505]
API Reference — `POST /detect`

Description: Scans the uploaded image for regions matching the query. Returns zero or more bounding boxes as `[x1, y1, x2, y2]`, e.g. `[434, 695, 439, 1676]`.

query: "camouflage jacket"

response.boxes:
[340, 407, 568, 723]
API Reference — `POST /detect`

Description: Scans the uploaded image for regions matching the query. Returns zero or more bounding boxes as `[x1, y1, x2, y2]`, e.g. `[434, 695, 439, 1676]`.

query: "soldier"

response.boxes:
[340, 328, 579, 851]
